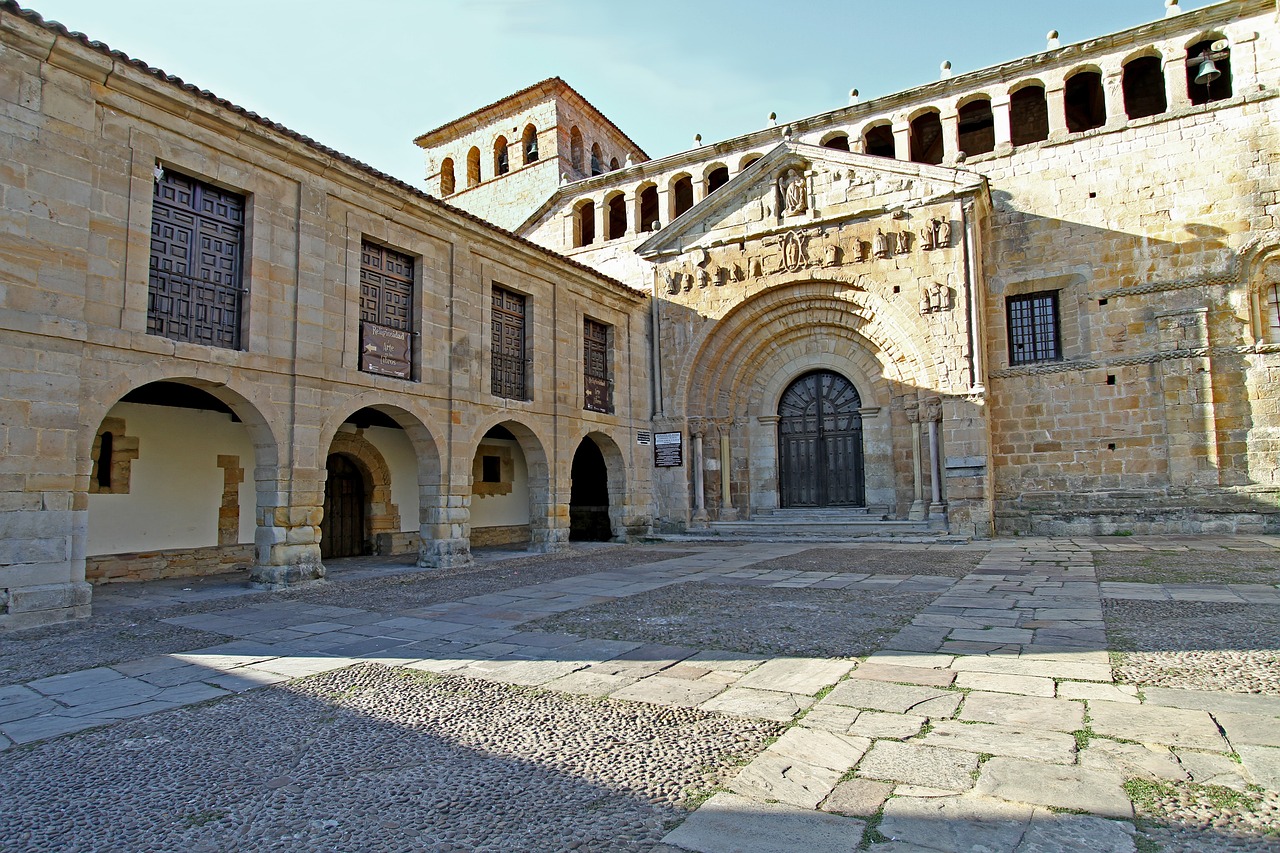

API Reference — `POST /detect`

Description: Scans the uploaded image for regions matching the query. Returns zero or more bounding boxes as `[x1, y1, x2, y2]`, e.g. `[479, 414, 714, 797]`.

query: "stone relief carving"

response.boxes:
[778, 168, 807, 216]
[922, 396, 943, 422]
[823, 244, 842, 268]
[896, 231, 912, 255]
[873, 229, 892, 260]
[664, 267, 683, 294]
[921, 217, 951, 250]
[919, 281, 952, 314]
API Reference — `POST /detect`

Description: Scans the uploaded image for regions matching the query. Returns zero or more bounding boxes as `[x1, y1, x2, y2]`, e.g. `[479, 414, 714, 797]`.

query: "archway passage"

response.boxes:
[569, 438, 611, 541]
[778, 371, 865, 508]
[322, 453, 366, 558]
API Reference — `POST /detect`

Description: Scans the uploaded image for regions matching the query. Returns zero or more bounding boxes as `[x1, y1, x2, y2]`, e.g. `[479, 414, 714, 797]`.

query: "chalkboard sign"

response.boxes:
[654, 431, 683, 467]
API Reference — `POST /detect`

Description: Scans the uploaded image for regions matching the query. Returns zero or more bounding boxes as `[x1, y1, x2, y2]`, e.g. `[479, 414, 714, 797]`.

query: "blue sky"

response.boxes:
[29, 0, 1218, 186]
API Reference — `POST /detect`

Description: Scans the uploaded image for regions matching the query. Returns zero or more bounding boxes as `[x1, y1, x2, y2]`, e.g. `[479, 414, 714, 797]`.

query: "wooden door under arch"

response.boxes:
[778, 371, 865, 507]
[322, 453, 366, 559]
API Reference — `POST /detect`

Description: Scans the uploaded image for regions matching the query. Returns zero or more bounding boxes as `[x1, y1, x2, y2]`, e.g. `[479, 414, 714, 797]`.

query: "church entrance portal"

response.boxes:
[778, 371, 865, 508]
[322, 453, 366, 558]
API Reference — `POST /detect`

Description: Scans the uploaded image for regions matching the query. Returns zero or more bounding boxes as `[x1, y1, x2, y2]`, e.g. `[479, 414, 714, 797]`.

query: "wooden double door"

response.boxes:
[778, 371, 866, 508]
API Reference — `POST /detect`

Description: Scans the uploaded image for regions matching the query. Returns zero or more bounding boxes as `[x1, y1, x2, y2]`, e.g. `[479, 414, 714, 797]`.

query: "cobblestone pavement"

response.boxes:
[2, 536, 1279, 852]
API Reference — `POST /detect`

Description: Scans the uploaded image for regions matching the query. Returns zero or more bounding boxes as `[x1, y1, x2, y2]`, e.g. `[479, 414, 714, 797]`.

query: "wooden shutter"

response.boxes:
[584, 318, 611, 413]
[491, 286, 527, 399]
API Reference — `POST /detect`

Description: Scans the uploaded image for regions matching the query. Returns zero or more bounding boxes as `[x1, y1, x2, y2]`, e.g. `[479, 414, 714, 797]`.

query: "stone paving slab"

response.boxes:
[611, 675, 727, 708]
[856, 741, 978, 790]
[698, 687, 811, 722]
[848, 662, 956, 688]
[1174, 749, 1254, 790]
[1238, 743, 1280, 789]
[877, 793, 1034, 852]
[818, 778, 894, 817]
[1056, 681, 1139, 704]
[1139, 686, 1280, 718]
[1087, 699, 1229, 751]
[948, 655, 1112, 682]
[728, 752, 847, 809]
[734, 657, 854, 695]
[1077, 740, 1189, 782]
[864, 651, 955, 670]
[922, 720, 1077, 764]
[1017, 811, 1136, 853]
[661, 792, 864, 853]
[822, 680, 961, 717]
[975, 757, 1133, 818]
[542, 669, 638, 697]
[954, 671, 1055, 697]
[959, 691, 1085, 732]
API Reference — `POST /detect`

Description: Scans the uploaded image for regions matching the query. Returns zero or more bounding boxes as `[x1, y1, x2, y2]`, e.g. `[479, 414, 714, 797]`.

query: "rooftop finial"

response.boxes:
[783, 124, 794, 141]
[768, 111, 777, 127]
[693, 133, 702, 148]
[848, 88, 860, 105]
[1047, 30, 1060, 49]
[1165, 0, 1182, 16]
[940, 60, 952, 80]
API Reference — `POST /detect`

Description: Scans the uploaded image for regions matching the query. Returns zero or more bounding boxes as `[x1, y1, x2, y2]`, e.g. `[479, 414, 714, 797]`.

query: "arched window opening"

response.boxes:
[590, 143, 603, 176]
[494, 136, 509, 176]
[1267, 282, 1280, 343]
[609, 157, 620, 171]
[466, 146, 481, 187]
[1064, 71, 1106, 133]
[706, 166, 729, 194]
[606, 193, 627, 240]
[739, 154, 763, 170]
[1010, 85, 1049, 146]
[570, 126, 584, 173]
[96, 431, 114, 490]
[957, 99, 995, 157]
[910, 111, 944, 165]
[440, 157, 455, 196]
[822, 134, 850, 151]
[863, 124, 895, 158]
[522, 124, 538, 164]
[672, 175, 694, 218]
[638, 185, 659, 232]
[1187, 38, 1232, 105]
[574, 200, 595, 248]
[1123, 56, 1167, 120]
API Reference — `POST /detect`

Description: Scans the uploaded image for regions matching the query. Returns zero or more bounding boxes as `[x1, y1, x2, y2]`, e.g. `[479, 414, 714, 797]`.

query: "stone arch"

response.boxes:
[466, 146, 481, 187]
[957, 97, 995, 157]
[862, 121, 896, 158]
[703, 162, 730, 194]
[571, 428, 632, 539]
[738, 153, 764, 171]
[1122, 51, 1168, 120]
[467, 416, 560, 552]
[493, 135, 510, 176]
[604, 190, 627, 240]
[569, 126, 584, 173]
[909, 108, 944, 164]
[1064, 67, 1106, 132]
[325, 431, 399, 550]
[1009, 82, 1050, 146]
[1241, 235, 1280, 345]
[521, 123, 538, 164]
[440, 157, 455, 196]
[573, 198, 596, 247]
[634, 181, 659, 233]
[819, 130, 850, 151]
[1185, 32, 1232, 105]
[669, 172, 694, 219]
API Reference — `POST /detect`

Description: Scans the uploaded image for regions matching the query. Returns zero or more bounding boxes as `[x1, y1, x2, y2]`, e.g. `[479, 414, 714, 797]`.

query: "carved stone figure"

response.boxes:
[920, 225, 936, 251]
[823, 244, 842, 268]
[897, 231, 912, 254]
[851, 240, 869, 263]
[777, 230, 811, 272]
[935, 217, 952, 248]
[779, 168, 807, 216]
[922, 396, 943, 422]
[919, 281, 952, 314]
[665, 268, 682, 294]
[873, 229, 891, 259]
[697, 267, 711, 288]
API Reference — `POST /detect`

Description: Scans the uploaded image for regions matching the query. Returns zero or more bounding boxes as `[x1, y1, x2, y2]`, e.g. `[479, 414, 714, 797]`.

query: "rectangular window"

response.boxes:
[359, 241, 415, 379]
[148, 169, 245, 349]
[1007, 291, 1061, 365]
[492, 285, 527, 399]
[584, 318, 612, 413]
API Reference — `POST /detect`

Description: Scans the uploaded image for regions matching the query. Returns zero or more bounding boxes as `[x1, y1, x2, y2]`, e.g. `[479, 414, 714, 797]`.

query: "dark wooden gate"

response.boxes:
[148, 170, 244, 349]
[778, 371, 865, 508]
[322, 454, 365, 559]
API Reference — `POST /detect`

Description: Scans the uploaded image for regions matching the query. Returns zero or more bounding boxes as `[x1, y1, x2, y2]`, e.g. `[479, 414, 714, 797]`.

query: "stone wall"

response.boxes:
[86, 545, 254, 585]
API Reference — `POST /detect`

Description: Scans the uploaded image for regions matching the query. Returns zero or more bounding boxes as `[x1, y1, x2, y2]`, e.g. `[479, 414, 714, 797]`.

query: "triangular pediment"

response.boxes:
[635, 141, 987, 261]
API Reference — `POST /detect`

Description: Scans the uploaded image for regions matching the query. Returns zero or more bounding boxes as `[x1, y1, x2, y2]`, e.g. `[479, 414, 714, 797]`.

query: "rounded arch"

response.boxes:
[604, 189, 627, 240]
[701, 161, 729, 180]
[573, 197, 596, 247]
[1241, 234, 1280, 345]
[1121, 46, 1163, 66]
[466, 417, 559, 552]
[738, 153, 764, 171]
[324, 431, 399, 557]
[906, 104, 941, 122]
[1008, 78, 1047, 95]
[669, 172, 694, 219]
[704, 162, 730, 193]
[819, 130, 851, 150]
[521, 123, 539, 165]
[590, 142, 603, 176]
[466, 146, 481, 187]
[1065, 63, 1104, 78]
[439, 157, 455, 196]
[569, 126, 584, 173]
[956, 92, 993, 110]
[493, 135, 510, 176]
[568, 430, 627, 541]
[634, 180, 659, 233]
[1183, 30, 1229, 50]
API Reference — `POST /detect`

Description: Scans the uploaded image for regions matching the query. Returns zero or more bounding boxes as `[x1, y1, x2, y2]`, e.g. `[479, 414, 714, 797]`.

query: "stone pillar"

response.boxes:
[923, 397, 948, 528]
[1045, 84, 1068, 140]
[592, 197, 605, 246]
[906, 404, 926, 521]
[691, 428, 709, 527]
[418, 490, 472, 569]
[249, 466, 325, 589]
[719, 429, 738, 521]
[1164, 49, 1192, 110]
[940, 107, 960, 165]
[1156, 308, 1220, 488]
[1103, 68, 1127, 128]
[991, 94, 1013, 153]
[623, 191, 637, 238]
[892, 118, 911, 162]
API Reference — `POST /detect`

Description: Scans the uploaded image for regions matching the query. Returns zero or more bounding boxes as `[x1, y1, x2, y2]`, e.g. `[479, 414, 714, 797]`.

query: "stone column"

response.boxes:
[592, 197, 605, 245]
[906, 404, 926, 521]
[1103, 68, 1127, 128]
[1163, 48, 1192, 110]
[418, 490, 472, 569]
[719, 428, 738, 521]
[991, 94, 1012, 153]
[691, 427, 709, 527]
[940, 107, 960, 165]
[923, 397, 947, 528]
[250, 466, 325, 589]
[1045, 84, 1068, 140]
[892, 118, 911, 162]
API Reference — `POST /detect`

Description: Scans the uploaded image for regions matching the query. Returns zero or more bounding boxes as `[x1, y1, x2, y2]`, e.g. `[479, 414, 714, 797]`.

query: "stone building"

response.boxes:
[2, 0, 1280, 629]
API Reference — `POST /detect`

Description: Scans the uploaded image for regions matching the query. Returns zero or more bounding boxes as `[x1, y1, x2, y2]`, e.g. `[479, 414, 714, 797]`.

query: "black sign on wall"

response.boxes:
[654, 431, 683, 467]
[361, 322, 411, 379]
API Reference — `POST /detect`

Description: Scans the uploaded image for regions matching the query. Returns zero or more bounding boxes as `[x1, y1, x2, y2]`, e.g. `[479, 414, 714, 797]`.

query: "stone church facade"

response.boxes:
[2, 0, 1279, 628]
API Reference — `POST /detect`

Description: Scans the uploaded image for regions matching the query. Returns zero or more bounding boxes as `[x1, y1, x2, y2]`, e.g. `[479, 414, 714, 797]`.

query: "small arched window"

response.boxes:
[466, 146, 481, 187]
[440, 157, 455, 196]
[522, 124, 538, 164]
[671, 175, 694, 219]
[494, 136, 509, 176]
[590, 143, 603, 176]
[821, 134, 850, 151]
[609, 157, 620, 171]
[706, 166, 729, 194]
[605, 192, 627, 240]
[638, 185, 659, 232]
[1010, 85, 1049, 146]
[910, 110, 944, 164]
[863, 124, 895, 158]
[739, 154, 763, 171]
[957, 99, 995, 157]
[1187, 38, 1232, 105]
[1123, 56, 1167, 120]
[570, 127, 584, 173]
[574, 200, 595, 248]
[1064, 71, 1106, 133]
[1267, 282, 1280, 343]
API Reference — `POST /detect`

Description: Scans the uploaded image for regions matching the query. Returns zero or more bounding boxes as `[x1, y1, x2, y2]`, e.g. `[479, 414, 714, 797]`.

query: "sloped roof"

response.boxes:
[0, 2, 646, 298]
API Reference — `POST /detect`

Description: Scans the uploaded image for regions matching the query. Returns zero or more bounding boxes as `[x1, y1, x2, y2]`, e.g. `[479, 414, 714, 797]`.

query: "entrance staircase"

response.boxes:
[670, 507, 955, 543]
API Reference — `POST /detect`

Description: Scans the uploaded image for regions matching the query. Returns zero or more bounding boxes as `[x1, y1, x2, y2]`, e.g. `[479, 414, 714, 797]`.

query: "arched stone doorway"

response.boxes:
[569, 438, 611, 541]
[778, 371, 865, 508]
[322, 453, 366, 559]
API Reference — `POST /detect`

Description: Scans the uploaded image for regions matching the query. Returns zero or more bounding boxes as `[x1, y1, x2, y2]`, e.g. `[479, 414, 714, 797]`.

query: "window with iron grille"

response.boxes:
[148, 169, 245, 349]
[1007, 291, 1061, 365]
[584, 318, 612, 413]
[492, 285, 527, 399]
[359, 241, 415, 379]
[1267, 283, 1280, 343]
